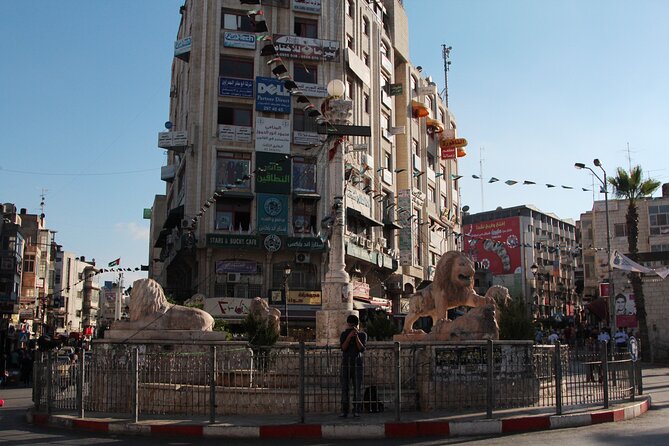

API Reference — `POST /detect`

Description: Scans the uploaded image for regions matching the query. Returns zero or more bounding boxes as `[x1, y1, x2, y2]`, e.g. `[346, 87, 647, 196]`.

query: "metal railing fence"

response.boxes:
[33, 340, 641, 422]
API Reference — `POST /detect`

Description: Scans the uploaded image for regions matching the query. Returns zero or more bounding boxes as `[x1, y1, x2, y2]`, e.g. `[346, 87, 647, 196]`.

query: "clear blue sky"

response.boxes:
[2, 1, 667, 283]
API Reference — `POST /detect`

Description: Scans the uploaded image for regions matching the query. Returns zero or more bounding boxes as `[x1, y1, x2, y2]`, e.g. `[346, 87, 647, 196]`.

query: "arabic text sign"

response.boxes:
[219, 77, 254, 98]
[255, 117, 291, 154]
[273, 34, 340, 61]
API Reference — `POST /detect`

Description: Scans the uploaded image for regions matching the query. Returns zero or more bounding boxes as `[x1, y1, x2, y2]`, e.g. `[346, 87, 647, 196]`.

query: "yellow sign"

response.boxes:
[288, 290, 322, 305]
[440, 137, 468, 149]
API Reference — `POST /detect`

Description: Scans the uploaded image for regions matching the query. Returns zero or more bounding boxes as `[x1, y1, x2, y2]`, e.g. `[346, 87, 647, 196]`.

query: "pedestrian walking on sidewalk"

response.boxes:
[340, 314, 367, 418]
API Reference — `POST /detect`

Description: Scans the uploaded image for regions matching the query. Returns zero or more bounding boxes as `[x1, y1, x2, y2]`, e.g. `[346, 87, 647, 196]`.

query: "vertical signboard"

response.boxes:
[256, 77, 291, 113]
[398, 189, 413, 266]
[257, 194, 289, 235]
[255, 152, 291, 195]
[463, 217, 522, 275]
[255, 117, 291, 154]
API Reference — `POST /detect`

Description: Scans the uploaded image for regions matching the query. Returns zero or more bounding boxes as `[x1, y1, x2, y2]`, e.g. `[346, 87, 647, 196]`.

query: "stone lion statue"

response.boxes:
[248, 297, 281, 336]
[402, 251, 503, 334]
[115, 278, 214, 331]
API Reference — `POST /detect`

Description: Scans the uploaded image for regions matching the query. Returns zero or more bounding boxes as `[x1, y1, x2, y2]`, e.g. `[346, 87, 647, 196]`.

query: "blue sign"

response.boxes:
[256, 77, 291, 113]
[257, 194, 289, 235]
[219, 77, 254, 98]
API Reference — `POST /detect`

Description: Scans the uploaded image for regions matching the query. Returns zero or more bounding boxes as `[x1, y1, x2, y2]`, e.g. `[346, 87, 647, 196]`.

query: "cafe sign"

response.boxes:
[206, 234, 259, 249]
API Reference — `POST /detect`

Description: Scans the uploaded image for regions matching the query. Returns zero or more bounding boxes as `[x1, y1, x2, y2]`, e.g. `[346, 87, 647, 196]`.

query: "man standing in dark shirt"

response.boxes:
[340, 314, 367, 418]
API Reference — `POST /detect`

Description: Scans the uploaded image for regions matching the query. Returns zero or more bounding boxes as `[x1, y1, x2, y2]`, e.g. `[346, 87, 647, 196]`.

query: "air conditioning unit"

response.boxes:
[227, 272, 241, 283]
[181, 219, 191, 229]
[296, 253, 310, 263]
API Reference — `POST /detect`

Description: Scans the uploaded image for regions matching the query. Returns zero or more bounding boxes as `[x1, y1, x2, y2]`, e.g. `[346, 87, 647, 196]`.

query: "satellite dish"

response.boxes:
[165, 121, 173, 130]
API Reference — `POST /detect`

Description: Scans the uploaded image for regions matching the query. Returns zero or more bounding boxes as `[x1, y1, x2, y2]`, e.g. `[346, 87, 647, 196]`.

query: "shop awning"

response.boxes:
[347, 208, 384, 227]
[426, 117, 444, 133]
[411, 100, 429, 118]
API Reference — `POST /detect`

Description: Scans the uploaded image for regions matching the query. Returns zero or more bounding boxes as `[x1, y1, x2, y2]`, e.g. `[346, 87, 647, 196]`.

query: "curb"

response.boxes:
[28, 397, 651, 439]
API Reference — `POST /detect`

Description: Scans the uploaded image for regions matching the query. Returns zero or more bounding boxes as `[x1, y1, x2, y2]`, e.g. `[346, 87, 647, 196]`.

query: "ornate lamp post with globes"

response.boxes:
[315, 79, 359, 344]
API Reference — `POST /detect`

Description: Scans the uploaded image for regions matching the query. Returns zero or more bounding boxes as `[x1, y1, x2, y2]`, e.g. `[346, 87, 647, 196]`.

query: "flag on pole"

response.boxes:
[108, 258, 121, 267]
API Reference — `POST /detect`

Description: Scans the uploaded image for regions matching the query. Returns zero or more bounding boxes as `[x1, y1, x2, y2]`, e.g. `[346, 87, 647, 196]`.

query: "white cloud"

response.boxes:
[114, 222, 150, 241]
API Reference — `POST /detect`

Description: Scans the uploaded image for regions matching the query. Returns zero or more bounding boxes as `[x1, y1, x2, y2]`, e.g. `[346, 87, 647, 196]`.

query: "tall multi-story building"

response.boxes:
[53, 251, 99, 335]
[0, 203, 26, 353]
[579, 184, 669, 358]
[463, 205, 579, 320]
[149, 0, 463, 334]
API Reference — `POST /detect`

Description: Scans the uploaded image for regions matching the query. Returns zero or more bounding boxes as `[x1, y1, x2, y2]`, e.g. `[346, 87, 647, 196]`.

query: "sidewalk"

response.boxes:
[27, 396, 651, 439]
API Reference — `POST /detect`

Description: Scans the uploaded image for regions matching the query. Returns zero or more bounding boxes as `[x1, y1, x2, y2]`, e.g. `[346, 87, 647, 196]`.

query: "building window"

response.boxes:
[380, 41, 389, 58]
[363, 52, 369, 66]
[293, 63, 317, 83]
[649, 205, 669, 235]
[427, 153, 435, 171]
[24, 254, 35, 273]
[364, 93, 370, 114]
[293, 199, 317, 234]
[347, 0, 355, 17]
[222, 10, 255, 31]
[384, 152, 392, 171]
[292, 157, 317, 193]
[347, 34, 354, 50]
[294, 19, 318, 38]
[219, 56, 254, 79]
[428, 185, 436, 203]
[441, 195, 447, 209]
[218, 105, 252, 126]
[215, 200, 251, 231]
[614, 223, 628, 238]
[293, 110, 318, 132]
[651, 243, 669, 252]
[410, 75, 417, 92]
[273, 263, 318, 290]
[216, 152, 251, 189]
[363, 17, 370, 35]
[412, 138, 419, 156]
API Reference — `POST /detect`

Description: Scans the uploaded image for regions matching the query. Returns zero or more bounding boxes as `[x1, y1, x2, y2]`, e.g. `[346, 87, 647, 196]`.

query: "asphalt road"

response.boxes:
[1, 365, 669, 445]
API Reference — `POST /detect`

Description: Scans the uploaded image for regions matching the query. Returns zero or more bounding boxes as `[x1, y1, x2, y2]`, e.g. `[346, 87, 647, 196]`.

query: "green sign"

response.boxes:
[143, 208, 152, 219]
[206, 234, 259, 249]
[255, 152, 291, 195]
[387, 83, 403, 96]
[257, 194, 289, 234]
[286, 237, 326, 252]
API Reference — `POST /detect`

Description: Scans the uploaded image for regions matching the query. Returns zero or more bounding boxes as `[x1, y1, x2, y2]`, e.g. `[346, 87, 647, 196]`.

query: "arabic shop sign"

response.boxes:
[215, 260, 258, 274]
[256, 76, 291, 114]
[257, 193, 289, 235]
[288, 290, 322, 305]
[285, 237, 326, 251]
[255, 152, 291, 195]
[292, 0, 321, 14]
[219, 77, 254, 98]
[206, 234, 259, 249]
[272, 34, 340, 62]
[255, 117, 291, 154]
[223, 32, 256, 50]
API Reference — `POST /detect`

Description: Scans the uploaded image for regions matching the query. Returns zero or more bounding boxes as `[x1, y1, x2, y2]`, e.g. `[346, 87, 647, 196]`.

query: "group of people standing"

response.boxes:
[537, 323, 636, 353]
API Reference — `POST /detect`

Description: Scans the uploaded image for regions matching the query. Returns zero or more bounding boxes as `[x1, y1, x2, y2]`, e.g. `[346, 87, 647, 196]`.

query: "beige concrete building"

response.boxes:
[149, 0, 463, 334]
[580, 185, 669, 359]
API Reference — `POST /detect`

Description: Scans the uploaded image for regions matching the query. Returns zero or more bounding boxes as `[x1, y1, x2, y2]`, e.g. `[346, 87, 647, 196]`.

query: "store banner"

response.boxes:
[257, 193, 289, 235]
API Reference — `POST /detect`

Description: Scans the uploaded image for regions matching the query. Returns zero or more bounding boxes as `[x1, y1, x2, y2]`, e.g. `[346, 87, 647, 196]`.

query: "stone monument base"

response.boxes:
[103, 329, 230, 342]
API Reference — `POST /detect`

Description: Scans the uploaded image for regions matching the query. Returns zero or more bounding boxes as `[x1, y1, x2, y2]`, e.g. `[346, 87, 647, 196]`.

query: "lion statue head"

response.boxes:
[432, 251, 476, 307]
[129, 278, 171, 321]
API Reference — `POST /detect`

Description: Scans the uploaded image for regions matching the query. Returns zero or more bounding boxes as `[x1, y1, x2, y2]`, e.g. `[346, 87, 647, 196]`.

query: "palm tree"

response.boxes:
[608, 165, 660, 360]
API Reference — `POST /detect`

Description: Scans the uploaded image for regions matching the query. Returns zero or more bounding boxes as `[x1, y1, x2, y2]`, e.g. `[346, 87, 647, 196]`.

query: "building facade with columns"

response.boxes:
[149, 0, 463, 338]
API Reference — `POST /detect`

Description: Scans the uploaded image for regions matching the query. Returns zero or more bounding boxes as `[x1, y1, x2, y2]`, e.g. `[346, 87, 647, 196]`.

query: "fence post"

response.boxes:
[299, 342, 305, 423]
[132, 347, 139, 423]
[636, 360, 643, 395]
[629, 355, 636, 402]
[486, 339, 494, 419]
[210, 345, 217, 424]
[77, 349, 85, 418]
[394, 341, 401, 422]
[554, 342, 563, 415]
[601, 341, 609, 409]
[46, 352, 53, 415]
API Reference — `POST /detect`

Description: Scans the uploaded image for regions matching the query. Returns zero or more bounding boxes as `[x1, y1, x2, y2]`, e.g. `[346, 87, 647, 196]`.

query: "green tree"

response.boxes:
[498, 297, 535, 341]
[243, 312, 279, 370]
[608, 165, 660, 360]
[364, 310, 400, 341]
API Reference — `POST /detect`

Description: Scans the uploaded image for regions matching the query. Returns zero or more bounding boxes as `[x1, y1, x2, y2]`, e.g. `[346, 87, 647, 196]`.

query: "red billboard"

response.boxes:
[463, 217, 522, 275]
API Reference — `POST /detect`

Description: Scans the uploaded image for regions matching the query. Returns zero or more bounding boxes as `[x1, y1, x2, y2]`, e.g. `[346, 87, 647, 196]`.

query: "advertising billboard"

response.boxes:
[463, 217, 522, 275]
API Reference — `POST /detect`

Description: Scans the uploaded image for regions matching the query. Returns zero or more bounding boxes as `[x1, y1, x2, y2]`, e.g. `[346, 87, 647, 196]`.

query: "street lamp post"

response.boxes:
[575, 159, 615, 331]
[315, 79, 358, 344]
[283, 264, 292, 337]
